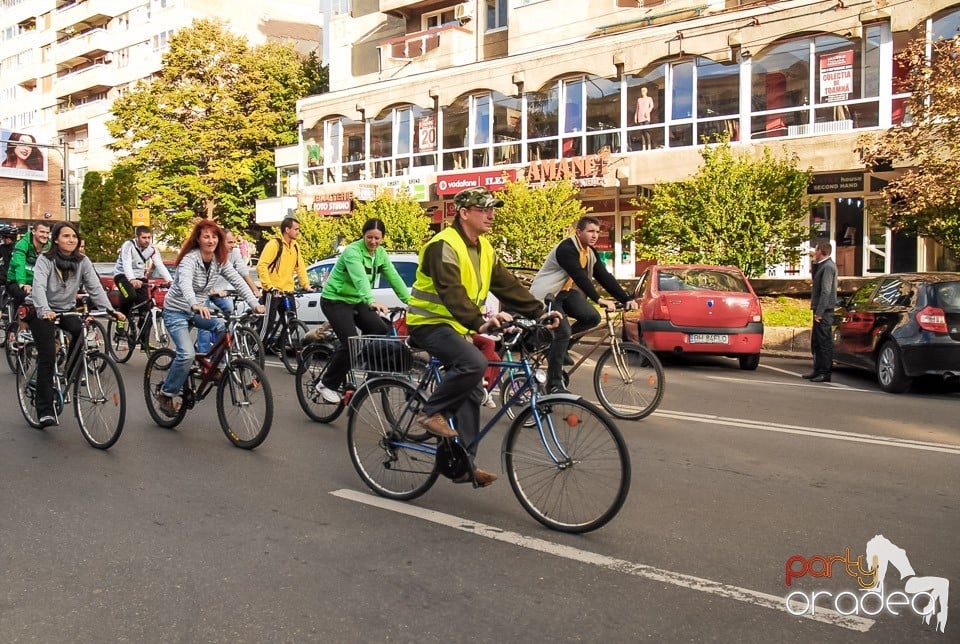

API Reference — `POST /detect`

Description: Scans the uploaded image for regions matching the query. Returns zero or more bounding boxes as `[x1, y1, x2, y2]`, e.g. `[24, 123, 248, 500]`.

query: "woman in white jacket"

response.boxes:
[157, 220, 264, 417]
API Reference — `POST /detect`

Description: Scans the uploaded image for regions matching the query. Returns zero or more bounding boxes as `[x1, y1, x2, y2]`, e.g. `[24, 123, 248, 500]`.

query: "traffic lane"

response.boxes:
[2, 358, 955, 641]
[0, 370, 851, 642]
[647, 354, 960, 446]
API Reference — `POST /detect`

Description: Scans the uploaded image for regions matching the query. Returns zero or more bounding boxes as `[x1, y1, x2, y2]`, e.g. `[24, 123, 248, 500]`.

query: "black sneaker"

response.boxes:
[548, 384, 570, 395]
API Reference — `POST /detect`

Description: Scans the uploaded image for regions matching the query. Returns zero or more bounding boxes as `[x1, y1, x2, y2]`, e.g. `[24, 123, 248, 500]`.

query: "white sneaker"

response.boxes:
[314, 382, 342, 404]
[481, 389, 498, 409]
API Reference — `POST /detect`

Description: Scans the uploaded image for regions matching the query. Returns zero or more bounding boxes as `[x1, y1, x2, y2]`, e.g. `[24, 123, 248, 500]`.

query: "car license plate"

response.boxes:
[689, 334, 728, 344]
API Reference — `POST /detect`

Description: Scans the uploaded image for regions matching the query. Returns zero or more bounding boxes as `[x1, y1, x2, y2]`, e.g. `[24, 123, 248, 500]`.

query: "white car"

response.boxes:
[297, 252, 499, 325]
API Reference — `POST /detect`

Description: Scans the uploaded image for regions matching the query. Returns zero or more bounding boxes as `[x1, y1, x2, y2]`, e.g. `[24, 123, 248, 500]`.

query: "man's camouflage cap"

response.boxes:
[454, 187, 504, 210]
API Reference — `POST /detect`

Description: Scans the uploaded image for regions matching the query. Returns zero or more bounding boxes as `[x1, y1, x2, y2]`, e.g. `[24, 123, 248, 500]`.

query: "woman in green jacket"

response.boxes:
[314, 218, 410, 403]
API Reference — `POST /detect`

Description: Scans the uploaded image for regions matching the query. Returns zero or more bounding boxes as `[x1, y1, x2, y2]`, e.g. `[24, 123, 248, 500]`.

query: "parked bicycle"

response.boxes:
[501, 306, 665, 421]
[106, 282, 170, 363]
[346, 317, 631, 534]
[16, 311, 126, 449]
[143, 312, 273, 449]
[258, 289, 309, 374]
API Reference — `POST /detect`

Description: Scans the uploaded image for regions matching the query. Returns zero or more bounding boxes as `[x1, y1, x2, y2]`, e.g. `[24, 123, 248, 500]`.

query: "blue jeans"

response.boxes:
[196, 295, 233, 354]
[162, 309, 224, 398]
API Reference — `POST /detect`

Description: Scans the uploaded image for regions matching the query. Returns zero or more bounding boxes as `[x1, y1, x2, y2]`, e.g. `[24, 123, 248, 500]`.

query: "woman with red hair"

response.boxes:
[156, 220, 264, 417]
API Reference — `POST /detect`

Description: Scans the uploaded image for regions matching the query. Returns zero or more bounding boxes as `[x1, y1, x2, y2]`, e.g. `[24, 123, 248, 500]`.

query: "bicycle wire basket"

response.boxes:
[348, 335, 414, 376]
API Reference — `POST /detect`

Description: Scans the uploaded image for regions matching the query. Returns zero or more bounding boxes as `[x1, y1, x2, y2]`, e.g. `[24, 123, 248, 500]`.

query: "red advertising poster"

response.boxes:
[819, 50, 854, 102]
[435, 169, 516, 195]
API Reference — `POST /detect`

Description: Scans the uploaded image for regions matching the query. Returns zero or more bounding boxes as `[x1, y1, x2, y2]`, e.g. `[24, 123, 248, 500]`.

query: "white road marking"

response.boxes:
[331, 489, 873, 632]
[706, 374, 865, 391]
[653, 409, 960, 455]
[759, 363, 809, 378]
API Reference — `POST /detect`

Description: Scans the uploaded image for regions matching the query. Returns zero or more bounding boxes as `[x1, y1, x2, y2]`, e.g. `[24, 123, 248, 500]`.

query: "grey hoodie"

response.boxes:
[27, 254, 114, 317]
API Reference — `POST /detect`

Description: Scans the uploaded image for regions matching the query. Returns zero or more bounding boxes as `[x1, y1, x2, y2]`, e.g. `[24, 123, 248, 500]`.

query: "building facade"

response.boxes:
[0, 0, 321, 227]
[294, 0, 960, 278]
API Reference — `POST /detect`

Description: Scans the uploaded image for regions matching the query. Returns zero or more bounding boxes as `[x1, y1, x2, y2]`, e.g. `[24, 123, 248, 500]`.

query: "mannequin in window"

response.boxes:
[633, 86, 655, 150]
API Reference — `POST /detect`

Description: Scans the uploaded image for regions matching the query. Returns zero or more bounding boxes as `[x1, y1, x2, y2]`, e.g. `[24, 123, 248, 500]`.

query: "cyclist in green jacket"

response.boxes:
[313, 218, 410, 404]
[6, 222, 51, 308]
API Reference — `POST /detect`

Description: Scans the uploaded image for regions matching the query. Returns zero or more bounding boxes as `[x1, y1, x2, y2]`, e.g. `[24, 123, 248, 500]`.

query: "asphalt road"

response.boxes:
[1, 349, 957, 643]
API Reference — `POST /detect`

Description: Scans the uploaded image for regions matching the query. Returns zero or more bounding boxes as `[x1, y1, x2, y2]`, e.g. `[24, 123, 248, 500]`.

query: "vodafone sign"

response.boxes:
[436, 169, 516, 195]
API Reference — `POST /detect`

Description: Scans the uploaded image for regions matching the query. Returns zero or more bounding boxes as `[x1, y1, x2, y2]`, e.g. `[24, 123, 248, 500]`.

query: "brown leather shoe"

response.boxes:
[417, 412, 457, 438]
[473, 468, 498, 487]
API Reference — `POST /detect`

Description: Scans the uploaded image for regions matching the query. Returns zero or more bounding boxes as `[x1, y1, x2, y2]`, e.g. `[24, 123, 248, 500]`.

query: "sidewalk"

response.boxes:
[762, 326, 810, 360]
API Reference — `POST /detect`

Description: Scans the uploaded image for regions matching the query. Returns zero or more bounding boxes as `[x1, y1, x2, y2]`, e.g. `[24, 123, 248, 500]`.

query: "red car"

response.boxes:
[93, 262, 173, 309]
[624, 264, 764, 370]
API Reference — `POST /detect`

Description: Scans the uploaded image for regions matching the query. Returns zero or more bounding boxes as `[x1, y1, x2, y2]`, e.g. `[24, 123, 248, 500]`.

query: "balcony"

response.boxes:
[380, 0, 460, 16]
[54, 28, 111, 69]
[51, 0, 126, 35]
[378, 23, 472, 63]
[54, 63, 113, 100]
[56, 97, 109, 131]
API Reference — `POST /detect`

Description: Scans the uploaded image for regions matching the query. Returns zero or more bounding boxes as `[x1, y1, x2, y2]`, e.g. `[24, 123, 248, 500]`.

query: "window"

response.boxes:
[423, 9, 456, 30]
[486, 0, 507, 31]
[152, 29, 174, 52]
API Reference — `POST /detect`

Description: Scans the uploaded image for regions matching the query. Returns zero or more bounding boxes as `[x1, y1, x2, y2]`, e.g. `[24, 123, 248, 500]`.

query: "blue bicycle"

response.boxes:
[346, 317, 631, 533]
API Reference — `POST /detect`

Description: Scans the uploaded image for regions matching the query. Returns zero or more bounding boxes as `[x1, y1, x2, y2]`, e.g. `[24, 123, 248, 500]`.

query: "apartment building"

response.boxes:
[293, 0, 959, 278]
[0, 0, 321, 225]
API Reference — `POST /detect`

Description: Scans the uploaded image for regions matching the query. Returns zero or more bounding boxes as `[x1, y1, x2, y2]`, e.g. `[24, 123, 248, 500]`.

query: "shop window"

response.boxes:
[442, 96, 470, 170]
[626, 64, 666, 152]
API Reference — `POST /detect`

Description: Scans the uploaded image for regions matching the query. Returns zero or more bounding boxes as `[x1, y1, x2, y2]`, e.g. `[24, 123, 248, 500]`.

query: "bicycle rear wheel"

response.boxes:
[107, 318, 135, 363]
[5, 321, 20, 373]
[16, 361, 42, 428]
[504, 396, 631, 533]
[217, 358, 272, 449]
[279, 320, 309, 374]
[143, 348, 187, 428]
[295, 344, 344, 423]
[232, 325, 265, 369]
[594, 341, 665, 420]
[75, 352, 125, 449]
[347, 377, 438, 500]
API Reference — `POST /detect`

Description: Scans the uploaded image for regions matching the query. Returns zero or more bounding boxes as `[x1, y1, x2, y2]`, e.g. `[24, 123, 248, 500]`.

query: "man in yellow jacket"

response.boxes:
[256, 216, 312, 346]
[407, 187, 560, 488]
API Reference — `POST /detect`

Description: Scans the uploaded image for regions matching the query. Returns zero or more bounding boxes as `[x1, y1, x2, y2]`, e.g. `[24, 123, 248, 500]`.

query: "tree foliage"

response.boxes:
[77, 169, 135, 261]
[859, 37, 960, 254]
[338, 194, 434, 252]
[106, 19, 326, 240]
[631, 142, 812, 277]
[289, 207, 342, 265]
[488, 177, 588, 267]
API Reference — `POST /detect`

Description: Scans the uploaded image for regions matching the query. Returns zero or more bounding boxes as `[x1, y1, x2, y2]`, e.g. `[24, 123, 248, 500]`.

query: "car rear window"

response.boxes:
[932, 281, 960, 309]
[658, 269, 749, 293]
[391, 261, 418, 288]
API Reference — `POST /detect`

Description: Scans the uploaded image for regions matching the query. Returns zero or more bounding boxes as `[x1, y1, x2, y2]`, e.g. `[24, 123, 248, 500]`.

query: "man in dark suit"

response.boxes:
[805, 242, 838, 383]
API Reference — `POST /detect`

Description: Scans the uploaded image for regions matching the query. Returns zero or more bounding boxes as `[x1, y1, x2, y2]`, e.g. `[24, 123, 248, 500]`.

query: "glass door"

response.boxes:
[864, 199, 890, 274]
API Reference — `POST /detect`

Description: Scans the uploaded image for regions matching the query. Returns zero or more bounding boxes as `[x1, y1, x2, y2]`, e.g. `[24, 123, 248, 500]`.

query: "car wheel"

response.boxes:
[876, 340, 911, 393]
[738, 353, 760, 370]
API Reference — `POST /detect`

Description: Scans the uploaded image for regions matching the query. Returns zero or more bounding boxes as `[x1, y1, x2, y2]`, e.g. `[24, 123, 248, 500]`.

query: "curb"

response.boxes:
[762, 326, 810, 355]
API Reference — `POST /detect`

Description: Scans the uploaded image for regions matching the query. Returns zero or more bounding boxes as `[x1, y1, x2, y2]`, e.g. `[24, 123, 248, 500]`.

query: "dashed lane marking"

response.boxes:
[331, 489, 873, 632]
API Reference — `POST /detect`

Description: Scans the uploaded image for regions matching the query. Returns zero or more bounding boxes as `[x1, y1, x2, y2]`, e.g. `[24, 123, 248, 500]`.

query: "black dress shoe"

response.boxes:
[562, 354, 575, 366]
[809, 374, 831, 383]
[801, 372, 817, 379]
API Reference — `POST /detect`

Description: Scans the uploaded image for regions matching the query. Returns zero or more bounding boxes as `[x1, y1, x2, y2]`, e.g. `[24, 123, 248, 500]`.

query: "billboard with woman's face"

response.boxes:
[1, 130, 48, 181]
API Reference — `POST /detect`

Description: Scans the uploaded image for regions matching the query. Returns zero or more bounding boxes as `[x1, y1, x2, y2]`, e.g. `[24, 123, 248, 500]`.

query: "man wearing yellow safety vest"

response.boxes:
[407, 186, 562, 488]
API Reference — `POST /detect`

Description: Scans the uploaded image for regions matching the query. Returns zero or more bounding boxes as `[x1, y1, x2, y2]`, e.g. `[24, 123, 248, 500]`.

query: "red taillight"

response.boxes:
[917, 305, 948, 333]
[749, 299, 763, 323]
[653, 295, 670, 320]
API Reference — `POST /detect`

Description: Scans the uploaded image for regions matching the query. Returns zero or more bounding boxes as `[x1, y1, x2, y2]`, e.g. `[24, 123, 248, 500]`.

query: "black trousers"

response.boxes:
[115, 274, 147, 316]
[259, 291, 291, 344]
[319, 298, 388, 389]
[409, 325, 486, 456]
[811, 311, 834, 375]
[554, 290, 601, 342]
[28, 314, 83, 418]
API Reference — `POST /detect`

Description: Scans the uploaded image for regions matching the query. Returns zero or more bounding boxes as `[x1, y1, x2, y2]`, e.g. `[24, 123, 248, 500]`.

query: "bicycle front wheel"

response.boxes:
[347, 377, 438, 500]
[5, 321, 20, 373]
[505, 396, 631, 533]
[16, 361, 42, 428]
[295, 344, 343, 423]
[86, 319, 108, 354]
[107, 318, 135, 363]
[75, 352, 125, 449]
[594, 341, 665, 420]
[279, 320, 309, 374]
[143, 348, 187, 428]
[232, 325, 265, 369]
[217, 359, 272, 449]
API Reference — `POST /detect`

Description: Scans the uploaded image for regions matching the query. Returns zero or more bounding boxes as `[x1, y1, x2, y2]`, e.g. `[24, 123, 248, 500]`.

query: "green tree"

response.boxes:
[338, 193, 434, 251]
[107, 19, 320, 238]
[490, 177, 588, 267]
[292, 208, 342, 265]
[631, 141, 812, 277]
[859, 37, 960, 254]
[77, 170, 130, 261]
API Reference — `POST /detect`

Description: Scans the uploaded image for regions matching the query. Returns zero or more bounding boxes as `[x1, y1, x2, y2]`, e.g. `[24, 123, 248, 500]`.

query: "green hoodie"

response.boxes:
[6, 230, 49, 286]
[320, 240, 409, 305]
